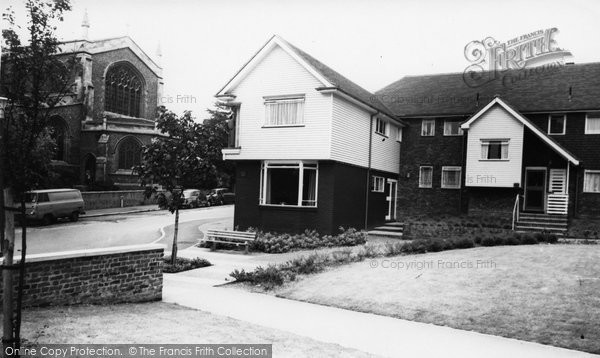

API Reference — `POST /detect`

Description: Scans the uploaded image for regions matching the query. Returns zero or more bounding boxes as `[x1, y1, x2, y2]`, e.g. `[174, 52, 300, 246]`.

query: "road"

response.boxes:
[13, 205, 234, 255]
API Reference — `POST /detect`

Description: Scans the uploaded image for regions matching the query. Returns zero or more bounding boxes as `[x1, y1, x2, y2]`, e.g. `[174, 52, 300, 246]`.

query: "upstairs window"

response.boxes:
[264, 96, 305, 126]
[118, 137, 142, 170]
[419, 166, 433, 188]
[443, 120, 463, 136]
[481, 140, 509, 160]
[421, 119, 435, 136]
[105, 63, 143, 117]
[396, 127, 403, 142]
[371, 176, 385, 192]
[585, 114, 600, 134]
[442, 166, 462, 189]
[584, 170, 600, 193]
[548, 114, 566, 135]
[375, 118, 388, 136]
[260, 161, 317, 207]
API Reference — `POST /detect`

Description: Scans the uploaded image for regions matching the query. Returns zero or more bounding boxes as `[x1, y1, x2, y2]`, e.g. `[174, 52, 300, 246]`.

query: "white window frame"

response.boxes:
[375, 118, 388, 136]
[259, 161, 318, 207]
[547, 114, 566, 135]
[585, 113, 600, 134]
[372, 176, 385, 192]
[421, 119, 435, 136]
[396, 127, 403, 142]
[481, 139, 509, 161]
[583, 170, 600, 193]
[263, 95, 305, 127]
[419, 166, 433, 188]
[441, 166, 462, 189]
[443, 120, 463, 136]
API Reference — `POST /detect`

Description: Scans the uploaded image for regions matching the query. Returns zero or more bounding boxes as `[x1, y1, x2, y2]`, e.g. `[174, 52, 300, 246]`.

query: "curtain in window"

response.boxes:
[586, 117, 600, 133]
[481, 143, 489, 159]
[442, 169, 461, 188]
[584, 172, 600, 193]
[265, 99, 304, 126]
[302, 169, 317, 206]
[501, 143, 509, 159]
[420, 167, 432, 187]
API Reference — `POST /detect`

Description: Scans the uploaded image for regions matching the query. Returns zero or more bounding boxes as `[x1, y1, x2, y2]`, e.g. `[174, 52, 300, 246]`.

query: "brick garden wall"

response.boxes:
[0, 244, 163, 308]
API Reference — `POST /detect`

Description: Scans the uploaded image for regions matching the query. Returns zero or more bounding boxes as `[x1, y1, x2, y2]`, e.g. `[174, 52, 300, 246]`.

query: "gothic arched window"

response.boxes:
[49, 116, 68, 161]
[118, 137, 142, 170]
[105, 63, 143, 117]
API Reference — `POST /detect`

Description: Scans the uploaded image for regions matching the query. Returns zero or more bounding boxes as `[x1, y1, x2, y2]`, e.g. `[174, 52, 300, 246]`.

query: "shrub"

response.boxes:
[535, 232, 559, 244]
[250, 227, 367, 253]
[163, 257, 211, 273]
[452, 237, 475, 249]
[230, 265, 289, 290]
[480, 236, 496, 247]
[521, 234, 538, 245]
[505, 233, 522, 245]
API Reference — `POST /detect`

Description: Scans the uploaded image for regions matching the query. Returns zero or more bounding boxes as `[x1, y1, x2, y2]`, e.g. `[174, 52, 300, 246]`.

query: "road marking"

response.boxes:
[152, 226, 167, 244]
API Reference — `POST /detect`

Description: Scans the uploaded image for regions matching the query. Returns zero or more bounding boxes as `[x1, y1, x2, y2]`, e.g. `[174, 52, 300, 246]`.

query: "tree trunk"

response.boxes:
[14, 199, 26, 352]
[171, 207, 179, 265]
[2, 188, 15, 357]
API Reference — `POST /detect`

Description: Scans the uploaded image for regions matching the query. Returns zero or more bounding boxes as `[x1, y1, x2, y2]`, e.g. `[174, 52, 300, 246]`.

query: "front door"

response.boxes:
[385, 179, 397, 221]
[524, 168, 547, 212]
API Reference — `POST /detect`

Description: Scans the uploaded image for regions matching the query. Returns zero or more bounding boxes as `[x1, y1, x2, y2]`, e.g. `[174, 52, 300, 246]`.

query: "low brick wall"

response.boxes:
[81, 190, 158, 210]
[0, 244, 163, 308]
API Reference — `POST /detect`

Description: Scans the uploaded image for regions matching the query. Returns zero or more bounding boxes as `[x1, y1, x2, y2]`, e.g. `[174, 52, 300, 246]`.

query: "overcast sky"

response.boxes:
[4, 0, 600, 120]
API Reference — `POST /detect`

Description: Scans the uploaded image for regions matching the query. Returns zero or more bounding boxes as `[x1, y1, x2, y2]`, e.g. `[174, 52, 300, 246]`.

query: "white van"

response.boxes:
[22, 189, 85, 225]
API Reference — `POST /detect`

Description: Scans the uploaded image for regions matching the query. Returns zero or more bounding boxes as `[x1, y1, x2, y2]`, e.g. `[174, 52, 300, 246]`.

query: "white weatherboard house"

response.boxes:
[216, 35, 405, 234]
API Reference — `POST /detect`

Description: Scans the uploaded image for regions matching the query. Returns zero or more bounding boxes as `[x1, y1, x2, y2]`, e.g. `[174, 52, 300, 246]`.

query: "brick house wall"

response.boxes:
[0, 245, 163, 308]
[397, 117, 466, 217]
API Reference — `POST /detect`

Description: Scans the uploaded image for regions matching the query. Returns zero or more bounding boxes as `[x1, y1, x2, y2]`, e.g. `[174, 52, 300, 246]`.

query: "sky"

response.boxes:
[4, 0, 600, 120]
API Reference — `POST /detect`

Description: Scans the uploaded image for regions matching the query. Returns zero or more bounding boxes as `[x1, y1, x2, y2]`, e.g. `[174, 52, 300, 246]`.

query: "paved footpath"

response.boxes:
[164, 246, 596, 357]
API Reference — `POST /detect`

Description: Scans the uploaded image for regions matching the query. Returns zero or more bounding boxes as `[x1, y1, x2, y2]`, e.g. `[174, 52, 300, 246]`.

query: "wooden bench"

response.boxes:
[202, 229, 256, 254]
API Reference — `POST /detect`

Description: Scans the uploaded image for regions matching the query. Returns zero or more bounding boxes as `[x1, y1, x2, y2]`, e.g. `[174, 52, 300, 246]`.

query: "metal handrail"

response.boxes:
[512, 194, 520, 231]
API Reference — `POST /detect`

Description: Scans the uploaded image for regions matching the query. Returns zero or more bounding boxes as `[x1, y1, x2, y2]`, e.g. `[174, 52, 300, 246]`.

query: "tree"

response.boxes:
[137, 107, 218, 264]
[1, 0, 74, 354]
[203, 101, 235, 189]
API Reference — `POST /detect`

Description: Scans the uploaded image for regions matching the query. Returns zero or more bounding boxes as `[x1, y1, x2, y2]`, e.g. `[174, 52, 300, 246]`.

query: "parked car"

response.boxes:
[207, 188, 235, 205]
[20, 189, 85, 225]
[182, 189, 205, 208]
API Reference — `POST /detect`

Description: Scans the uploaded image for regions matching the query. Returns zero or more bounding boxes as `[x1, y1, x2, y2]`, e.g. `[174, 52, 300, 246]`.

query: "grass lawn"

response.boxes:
[17, 302, 380, 358]
[273, 244, 600, 354]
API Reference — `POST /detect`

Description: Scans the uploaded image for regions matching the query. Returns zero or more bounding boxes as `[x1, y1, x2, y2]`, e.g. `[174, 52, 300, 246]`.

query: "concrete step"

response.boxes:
[373, 226, 404, 232]
[383, 222, 404, 227]
[515, 226, 567, 236]
[367, 230, 404, 238]
[516, 220, 568, 229]
[519, 213, 567, 220]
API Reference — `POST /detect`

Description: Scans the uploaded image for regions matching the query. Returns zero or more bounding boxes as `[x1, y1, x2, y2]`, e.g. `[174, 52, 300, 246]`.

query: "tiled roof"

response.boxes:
[376, 62, 600, 117]
[282, 39, 397, 119]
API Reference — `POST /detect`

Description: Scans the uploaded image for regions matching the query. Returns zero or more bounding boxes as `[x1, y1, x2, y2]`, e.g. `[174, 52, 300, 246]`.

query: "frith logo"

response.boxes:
[463, 28, 573, 88]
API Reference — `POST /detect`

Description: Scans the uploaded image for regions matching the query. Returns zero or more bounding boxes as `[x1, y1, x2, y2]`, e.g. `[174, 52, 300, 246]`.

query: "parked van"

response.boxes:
[21, 189, 85, 225]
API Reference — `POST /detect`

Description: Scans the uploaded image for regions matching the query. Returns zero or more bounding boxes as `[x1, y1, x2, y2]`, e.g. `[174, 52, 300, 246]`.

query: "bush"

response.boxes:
[452, 237, 475, 249]
[163, 257, 211, 273]
[535, 232, 559, 244]
[521, 234, 538, 245]
[250, 227, 367, 253]
[480, 236, 496, 247]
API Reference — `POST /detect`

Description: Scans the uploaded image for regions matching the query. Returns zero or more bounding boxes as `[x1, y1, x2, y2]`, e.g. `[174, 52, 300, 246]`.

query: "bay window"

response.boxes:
[260, 161, 318, 206]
